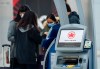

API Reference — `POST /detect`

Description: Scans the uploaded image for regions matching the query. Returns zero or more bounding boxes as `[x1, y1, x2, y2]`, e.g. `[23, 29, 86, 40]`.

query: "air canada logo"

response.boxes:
[68, 31, 75, 39]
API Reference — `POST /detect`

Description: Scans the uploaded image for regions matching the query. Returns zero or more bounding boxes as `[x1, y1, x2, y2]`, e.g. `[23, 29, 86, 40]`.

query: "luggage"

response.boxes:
[2, 44, 10, 67]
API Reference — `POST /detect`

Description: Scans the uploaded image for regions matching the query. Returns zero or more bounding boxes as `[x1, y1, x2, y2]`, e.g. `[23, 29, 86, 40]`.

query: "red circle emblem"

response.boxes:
[68, 31, 75, 39]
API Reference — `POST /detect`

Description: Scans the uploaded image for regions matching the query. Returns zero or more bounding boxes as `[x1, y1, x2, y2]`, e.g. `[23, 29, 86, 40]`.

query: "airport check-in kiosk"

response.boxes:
[53, 24, 92, 69]
[42, 0, 94, 69]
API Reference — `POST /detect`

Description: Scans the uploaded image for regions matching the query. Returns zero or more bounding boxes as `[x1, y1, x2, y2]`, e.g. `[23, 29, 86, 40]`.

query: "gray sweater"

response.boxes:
[8, 20, 17, 42]
[7, 20, 17, 58]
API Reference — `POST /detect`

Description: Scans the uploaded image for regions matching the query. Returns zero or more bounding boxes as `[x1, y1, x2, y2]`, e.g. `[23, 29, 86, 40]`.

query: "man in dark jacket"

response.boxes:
[66, 3, 80, 24]
[69, 11, 80, 24]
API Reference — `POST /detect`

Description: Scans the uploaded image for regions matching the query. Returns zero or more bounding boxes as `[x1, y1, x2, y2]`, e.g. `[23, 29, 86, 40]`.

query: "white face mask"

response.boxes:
[20, 13, 24, 18]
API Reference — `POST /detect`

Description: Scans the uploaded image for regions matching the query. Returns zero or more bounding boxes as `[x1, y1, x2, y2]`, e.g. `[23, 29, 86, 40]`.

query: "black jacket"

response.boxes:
[69, 11, 80, 24]
[15, 27, 42, 64]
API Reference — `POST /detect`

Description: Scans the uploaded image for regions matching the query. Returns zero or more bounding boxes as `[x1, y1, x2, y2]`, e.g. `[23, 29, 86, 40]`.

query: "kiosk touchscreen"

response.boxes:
[55, 24, 86, 52]
[58, 29, 84, 47]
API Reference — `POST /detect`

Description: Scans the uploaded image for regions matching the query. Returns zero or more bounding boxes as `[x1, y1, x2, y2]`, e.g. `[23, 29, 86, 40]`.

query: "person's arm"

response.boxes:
[7, 20, 16, 42]
[43, 20, 48, 28]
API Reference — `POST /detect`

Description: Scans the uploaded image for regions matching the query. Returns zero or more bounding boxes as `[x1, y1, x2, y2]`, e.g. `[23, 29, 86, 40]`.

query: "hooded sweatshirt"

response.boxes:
[15, 25, 42, 64]
[68, 11, 80, 24]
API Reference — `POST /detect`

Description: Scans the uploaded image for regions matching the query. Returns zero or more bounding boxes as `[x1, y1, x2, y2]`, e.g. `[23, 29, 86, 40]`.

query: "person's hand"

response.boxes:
[44, 32, 48, 35]
[40, 47, 46, 55]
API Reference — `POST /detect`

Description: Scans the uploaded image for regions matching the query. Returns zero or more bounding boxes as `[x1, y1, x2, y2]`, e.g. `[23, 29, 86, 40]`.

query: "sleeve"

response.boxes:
[7, 21, 16, 42]
[46, 27, 53, 39]
[47, 25, 60, 38]
[41, 37, 54, 49]
[28, 28, 42, 44]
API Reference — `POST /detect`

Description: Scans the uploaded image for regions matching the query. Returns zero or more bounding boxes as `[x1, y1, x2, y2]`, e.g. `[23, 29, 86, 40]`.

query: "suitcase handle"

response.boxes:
[2, 44, 10, 47]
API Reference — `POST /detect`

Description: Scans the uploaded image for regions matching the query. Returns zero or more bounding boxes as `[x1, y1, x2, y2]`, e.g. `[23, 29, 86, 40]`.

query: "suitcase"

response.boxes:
[2, 44, 10, 67]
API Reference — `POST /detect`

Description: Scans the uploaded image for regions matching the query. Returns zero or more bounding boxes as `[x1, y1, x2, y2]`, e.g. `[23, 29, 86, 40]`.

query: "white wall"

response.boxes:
[0, 0, 13, 67]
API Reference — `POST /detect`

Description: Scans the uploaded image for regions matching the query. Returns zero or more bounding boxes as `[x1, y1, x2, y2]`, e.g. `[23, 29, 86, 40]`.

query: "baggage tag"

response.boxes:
[84, 41, 92, 48]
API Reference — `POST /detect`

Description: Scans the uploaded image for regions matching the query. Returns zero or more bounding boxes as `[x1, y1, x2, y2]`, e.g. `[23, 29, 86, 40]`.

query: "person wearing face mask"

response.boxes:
[15, 11, 42, 69]
[40, 14, 60, 55]
[19, 5, 30, 18]
[43, 14, 59, 36]
[46, 14, 57, 28]
[7, 5, 30, 69]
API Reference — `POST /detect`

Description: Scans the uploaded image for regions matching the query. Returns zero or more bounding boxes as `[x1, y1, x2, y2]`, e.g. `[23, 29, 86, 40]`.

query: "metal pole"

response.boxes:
[54, 0, 70, 26]
[76, 0, 86, 25]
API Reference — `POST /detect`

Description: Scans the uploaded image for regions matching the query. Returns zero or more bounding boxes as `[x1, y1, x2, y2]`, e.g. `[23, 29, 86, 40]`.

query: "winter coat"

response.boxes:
[69, 11, 80, 24]
[41, 23, 60, 49]
[15, 26, 42, 64]
[7, 20, 17, 58]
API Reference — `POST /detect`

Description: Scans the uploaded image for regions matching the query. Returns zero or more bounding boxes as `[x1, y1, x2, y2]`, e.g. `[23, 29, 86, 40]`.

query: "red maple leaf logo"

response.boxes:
[68, 31, 75, 39]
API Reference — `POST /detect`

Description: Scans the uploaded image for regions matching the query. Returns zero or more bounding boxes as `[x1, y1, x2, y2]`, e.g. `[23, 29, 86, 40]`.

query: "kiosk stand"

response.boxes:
[54, 24, 92, 69]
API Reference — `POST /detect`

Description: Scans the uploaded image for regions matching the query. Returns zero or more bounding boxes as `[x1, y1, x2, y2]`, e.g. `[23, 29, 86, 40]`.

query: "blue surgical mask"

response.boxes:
[48, 22, 55, 28]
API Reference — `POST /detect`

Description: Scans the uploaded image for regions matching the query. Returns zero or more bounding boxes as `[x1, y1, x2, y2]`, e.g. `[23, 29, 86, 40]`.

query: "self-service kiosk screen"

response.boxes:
[58, 29, 84, 47]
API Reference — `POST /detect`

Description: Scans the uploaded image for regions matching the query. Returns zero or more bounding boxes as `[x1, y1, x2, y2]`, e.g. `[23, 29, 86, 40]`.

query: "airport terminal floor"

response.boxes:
[0, 0, 100, 69]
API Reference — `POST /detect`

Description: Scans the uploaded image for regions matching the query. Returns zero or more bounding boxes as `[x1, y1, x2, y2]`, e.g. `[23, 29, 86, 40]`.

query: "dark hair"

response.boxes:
[14, 5, 30, 22]
[66, 3, 71, 12]
[65, 0, 67, 2]
[46, 14, 57, 22]
[14, 12, 21, 22]
[18, 5, 30, 12]
[18, 11, 40, 32]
